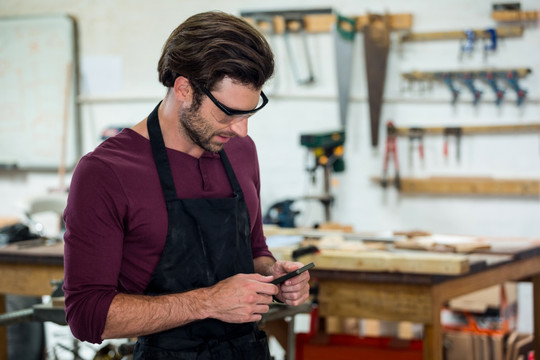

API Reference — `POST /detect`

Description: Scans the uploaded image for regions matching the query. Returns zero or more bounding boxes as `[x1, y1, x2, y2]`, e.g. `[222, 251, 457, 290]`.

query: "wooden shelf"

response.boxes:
[373, 176, 540, 196]
[242, 11, 412, 34]
[400, 26, 523, 42]
[402, 68, 532, 82]
[394, 123, 540, 136]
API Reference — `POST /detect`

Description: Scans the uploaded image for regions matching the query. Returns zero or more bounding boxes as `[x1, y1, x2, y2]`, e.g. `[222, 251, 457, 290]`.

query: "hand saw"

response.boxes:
[333, 14, 356, 129]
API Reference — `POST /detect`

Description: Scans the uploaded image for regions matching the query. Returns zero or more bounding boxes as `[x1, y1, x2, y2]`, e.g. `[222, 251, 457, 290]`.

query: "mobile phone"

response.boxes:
[271, 262, 315, 285]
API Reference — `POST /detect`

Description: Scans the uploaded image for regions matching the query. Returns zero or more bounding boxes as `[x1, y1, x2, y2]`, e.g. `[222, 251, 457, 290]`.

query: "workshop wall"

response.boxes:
[1, 0, 539, 331]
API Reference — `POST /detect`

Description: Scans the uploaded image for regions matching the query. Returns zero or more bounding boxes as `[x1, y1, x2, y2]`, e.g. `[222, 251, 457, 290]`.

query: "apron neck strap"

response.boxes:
[217, 149, 242, 196]
[147, 102, 178, 201]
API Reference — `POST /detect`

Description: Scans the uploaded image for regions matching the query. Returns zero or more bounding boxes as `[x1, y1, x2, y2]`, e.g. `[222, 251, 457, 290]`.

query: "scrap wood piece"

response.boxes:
[394, 229, 432, 238]
[298, 248, 469, 275]
[0, 217, 20, 228]
[394, 234, 491, 253]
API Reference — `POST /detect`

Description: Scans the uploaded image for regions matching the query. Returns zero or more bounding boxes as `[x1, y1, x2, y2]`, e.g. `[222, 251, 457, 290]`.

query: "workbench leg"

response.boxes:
[533, 275, 540, 359]
[423, 303, 443, 360]
[0, 294, 7, 360]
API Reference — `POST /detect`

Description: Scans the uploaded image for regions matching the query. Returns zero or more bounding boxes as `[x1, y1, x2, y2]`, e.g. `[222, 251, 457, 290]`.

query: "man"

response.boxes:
[63, 11, 310, 359]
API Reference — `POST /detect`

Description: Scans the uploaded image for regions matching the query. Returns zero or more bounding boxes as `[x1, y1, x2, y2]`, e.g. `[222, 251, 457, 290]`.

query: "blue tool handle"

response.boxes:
[485, 74, 505, 106]
[506, 71, 527, 106]
[461, 29, 475, 53]
[484, 28, 498, 52]
[443, 74, 460, 105]
[463, 74, 482, 106]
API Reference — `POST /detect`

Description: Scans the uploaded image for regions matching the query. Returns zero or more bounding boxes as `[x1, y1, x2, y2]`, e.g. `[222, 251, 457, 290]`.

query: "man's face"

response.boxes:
[178, 77, 263, 153]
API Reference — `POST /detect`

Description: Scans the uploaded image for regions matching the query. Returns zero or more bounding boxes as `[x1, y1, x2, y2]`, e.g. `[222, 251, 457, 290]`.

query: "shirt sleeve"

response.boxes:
[63, 155, 127, 343]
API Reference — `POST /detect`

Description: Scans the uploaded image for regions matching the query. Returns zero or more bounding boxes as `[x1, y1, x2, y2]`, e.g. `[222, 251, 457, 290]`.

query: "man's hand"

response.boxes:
[202, 273, 278, 323]
[271, 261, 311, 306]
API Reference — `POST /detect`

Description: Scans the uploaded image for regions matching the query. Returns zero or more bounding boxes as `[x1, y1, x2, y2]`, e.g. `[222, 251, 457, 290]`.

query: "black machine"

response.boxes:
[263, 199, 300, 228]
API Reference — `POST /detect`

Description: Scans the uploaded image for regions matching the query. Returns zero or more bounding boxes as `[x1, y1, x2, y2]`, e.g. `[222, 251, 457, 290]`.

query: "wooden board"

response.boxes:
[298, 249, 469, 275]
[242, 12, 412, 34]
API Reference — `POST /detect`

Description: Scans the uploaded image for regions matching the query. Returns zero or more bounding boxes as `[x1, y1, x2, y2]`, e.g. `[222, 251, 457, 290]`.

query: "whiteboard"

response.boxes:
[0, 15, 79, 170]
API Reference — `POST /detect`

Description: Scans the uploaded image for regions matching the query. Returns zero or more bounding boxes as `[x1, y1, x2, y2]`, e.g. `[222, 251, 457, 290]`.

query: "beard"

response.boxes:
[177, 104, 232, 153]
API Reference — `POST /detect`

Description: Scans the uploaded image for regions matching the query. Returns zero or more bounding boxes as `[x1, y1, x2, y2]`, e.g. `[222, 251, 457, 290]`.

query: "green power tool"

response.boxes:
[300, 130, 346, 173]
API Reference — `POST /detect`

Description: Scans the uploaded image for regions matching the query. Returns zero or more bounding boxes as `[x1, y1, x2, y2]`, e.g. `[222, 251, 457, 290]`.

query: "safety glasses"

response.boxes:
[194, 82, 269, 123]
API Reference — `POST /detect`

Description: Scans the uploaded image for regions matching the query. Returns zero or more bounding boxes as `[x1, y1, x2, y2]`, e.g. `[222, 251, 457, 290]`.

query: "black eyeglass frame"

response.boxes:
[194, 82, 269, 116]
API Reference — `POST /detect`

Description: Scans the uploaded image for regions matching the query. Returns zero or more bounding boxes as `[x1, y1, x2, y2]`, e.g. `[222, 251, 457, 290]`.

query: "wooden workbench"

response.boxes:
[1, 238, 540, 360]
[0, 240, 64, 360]
[308, 237, 540, 360]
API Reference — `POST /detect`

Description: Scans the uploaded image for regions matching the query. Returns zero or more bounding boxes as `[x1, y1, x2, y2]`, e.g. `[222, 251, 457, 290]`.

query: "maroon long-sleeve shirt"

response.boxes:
[63, 128, 273, 343]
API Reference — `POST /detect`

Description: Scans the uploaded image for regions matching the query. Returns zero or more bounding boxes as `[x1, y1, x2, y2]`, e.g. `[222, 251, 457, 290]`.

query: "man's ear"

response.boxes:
[173, 76, 193, 103]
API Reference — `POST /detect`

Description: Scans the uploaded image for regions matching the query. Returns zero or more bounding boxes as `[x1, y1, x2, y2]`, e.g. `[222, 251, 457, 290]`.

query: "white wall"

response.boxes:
[1, 0, 539, 332]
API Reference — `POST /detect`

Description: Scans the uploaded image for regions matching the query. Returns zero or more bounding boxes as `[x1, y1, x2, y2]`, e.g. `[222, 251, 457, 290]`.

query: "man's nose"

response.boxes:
[229, 117, 248, 137]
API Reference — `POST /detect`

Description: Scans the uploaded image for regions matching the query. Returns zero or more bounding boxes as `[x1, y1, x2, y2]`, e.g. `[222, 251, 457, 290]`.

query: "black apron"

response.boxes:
[132, 103, 270, 360]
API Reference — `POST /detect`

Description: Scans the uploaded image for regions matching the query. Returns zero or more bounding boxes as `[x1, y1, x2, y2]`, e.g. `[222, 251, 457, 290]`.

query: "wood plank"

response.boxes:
[492, 10, 539, 22]
[299, 249, 469, 275]
[318, 280, 433, 323]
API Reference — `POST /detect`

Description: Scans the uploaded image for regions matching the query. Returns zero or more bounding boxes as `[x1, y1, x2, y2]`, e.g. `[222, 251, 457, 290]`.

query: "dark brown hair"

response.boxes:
[158, 11, 274, 99]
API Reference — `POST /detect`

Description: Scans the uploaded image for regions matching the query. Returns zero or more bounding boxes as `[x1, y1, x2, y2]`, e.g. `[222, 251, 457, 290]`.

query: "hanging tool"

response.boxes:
[402, 68, 531, 107]
[363, 13, 391, 147]
[459, 29, 476, 60]
[461, 72, 483, 106]
[333, 13, 356, 129]
[484, 71, 505, 106]
[441, 73, 460, 105]
[382, 121, 400, 190]
[443, 127, 462, 162]
[408, 127, 425, 167]
[283, 14, 315, 85]
[505, 70, 527, 106]
[483, 28, 498, 60]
